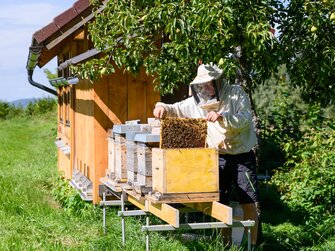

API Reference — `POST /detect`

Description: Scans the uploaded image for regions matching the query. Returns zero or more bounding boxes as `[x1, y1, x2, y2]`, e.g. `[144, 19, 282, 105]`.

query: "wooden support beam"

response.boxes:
[126, 191, 179, 227]
[184, 201, 233, 225]
[127, 191, 146, 210]
[146, 202, 180, 228]
[146, 192, 219, 204]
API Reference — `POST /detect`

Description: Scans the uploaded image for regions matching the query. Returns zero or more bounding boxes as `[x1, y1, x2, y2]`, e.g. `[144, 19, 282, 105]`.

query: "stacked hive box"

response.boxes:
[125, 131, 139, 185]
[104, 120, 160, 189]
[125, 127, 152, 186]
[106, 129, 115, 179]
[111, 123, 141, 182]
[133, 133, 160, 194]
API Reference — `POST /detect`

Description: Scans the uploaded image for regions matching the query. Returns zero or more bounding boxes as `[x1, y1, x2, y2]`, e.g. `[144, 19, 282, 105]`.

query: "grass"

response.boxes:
[1, 112, 334, 250]
[0, 113, 235, 250]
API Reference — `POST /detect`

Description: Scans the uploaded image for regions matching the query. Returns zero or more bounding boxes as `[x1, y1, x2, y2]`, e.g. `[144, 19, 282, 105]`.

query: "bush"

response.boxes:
[51, 176, 99, 219]
[0, 98, 57, 120]
[0, 101, 22, 120]
[25, 98, 57, 116]
[271, 113, 335, 216]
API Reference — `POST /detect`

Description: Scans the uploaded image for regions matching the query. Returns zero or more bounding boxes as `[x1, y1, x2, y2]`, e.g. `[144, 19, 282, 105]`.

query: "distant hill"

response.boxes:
[9, 98, 35, 108]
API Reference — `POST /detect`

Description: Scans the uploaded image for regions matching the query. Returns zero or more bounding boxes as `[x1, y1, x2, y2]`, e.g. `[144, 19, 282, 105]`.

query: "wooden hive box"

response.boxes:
[152, 148, 218, 193]
[151, 148, 219, 202]
[125, 134, 138, 185]
[147, 117, 220, 203]
[112, 124, 141, 181]
[133, 133, 160, 194]
[125, 131, 148, 185]
[107, 132, 115, 179]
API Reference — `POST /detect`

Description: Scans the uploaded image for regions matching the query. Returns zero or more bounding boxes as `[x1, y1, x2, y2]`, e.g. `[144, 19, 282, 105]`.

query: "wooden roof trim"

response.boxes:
[58, 48, 101, 70]
[46, 3, 106, 51]
[33, 23, 59, 44]
[33, 0, 91, 44]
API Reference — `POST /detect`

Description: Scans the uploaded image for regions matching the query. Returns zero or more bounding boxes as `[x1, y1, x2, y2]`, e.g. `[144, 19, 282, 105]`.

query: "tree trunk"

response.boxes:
[238, 48, 262, 166]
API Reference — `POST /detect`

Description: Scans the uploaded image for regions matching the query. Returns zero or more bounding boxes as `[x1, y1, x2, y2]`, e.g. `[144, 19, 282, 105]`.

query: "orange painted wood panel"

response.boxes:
[127, 70, 147, 123]
[146, 74, 161, 120]
[108, 66, 127, 124]
[92, 76, 110, 203]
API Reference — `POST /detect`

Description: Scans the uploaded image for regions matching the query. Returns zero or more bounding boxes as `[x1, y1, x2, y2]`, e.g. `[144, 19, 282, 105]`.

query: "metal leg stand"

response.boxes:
[102, 192, 106, 234]
[146, 216, 150, 251]
[184, 212, 189, 223]
[247, 226, 251, 251]
[142, 220, 255, 250]
[121, 192, 126, 246]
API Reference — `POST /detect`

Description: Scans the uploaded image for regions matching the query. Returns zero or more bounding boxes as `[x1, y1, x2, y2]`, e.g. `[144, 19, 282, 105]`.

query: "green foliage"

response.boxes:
[259, 74, 335, 218]
[44, 68, 58, 80]
[71, 55, 115, 81]
[0, 101, 11, 119]
[253, 67, 335, 249]
[51, 176, 99, 218]
[0, 98, 57, 120]
[77, 0, 282, 96]
[271, 111, 335, 215]
[0, 101, 24, 120]
[74, 1, 335, 108]
[255, 67, 335, 216]
[280, 0, 335, 106]
[254, 66, 305, 173]
[25, 98, 57, 117]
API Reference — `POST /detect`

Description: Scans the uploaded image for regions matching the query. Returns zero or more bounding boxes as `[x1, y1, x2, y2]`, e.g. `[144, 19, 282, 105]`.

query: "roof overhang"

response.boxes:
[29, 0, 93, 68]
[26, 0, 107, 95]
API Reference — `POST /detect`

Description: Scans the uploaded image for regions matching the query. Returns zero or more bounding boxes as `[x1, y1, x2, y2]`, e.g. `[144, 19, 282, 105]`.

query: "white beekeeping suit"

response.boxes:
[155, 64, 257, 155]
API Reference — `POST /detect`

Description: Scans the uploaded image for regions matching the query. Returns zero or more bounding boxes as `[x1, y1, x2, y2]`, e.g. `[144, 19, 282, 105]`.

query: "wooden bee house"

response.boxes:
[27, 0, 189, 204]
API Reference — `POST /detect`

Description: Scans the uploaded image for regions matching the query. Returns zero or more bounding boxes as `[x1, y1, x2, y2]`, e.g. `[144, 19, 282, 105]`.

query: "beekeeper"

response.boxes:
[153, 63, 259, 246]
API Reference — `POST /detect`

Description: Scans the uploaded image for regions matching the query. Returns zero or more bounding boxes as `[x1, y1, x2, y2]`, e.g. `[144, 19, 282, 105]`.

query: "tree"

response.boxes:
[44, 68, 58, 80]
[73, 0, 334, 108]
[279, 0, 335, 106]
[0, 101, 10, 120]
[74, 1, 281, 108]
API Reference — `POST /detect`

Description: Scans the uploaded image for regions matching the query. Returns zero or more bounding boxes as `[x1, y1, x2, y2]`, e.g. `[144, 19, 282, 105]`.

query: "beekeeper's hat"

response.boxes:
[190, 64, 223, 85]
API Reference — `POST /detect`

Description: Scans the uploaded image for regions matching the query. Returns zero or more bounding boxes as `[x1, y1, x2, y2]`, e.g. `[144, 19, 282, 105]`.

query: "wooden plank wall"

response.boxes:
[70, 63, 160, 203]
[89, 67, 160, 203]
[73, 79, 95, 185]
[57, 28, 162, 203]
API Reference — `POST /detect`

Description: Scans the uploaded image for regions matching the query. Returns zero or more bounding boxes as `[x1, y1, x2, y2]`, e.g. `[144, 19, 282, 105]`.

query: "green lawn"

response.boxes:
[0, 113, 231, 251]
[1, 113, 333, 251]
[0, 113, 98, 250]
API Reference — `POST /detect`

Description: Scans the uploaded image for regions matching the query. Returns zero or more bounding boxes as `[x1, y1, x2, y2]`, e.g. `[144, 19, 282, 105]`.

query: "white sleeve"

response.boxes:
[219, 86, 253, 132]
[155, 97, 195, 118]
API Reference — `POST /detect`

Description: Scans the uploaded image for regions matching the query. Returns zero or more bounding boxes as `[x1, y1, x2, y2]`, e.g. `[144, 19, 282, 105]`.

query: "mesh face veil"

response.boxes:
[189, 64, 223, 110]
[191, 80, 220, 105]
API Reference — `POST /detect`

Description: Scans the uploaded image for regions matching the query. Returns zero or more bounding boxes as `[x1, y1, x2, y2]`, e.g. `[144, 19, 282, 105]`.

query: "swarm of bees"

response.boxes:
[160, 117, 207, 148]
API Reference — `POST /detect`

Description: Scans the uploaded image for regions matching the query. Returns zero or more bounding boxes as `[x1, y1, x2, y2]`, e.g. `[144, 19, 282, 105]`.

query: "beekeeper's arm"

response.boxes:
[153, 97, 195, 118]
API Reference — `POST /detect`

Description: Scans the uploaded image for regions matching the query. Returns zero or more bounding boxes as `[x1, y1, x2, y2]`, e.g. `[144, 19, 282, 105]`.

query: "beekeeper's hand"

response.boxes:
[153, 106, 167, 119]
[206, 111, 221, 122]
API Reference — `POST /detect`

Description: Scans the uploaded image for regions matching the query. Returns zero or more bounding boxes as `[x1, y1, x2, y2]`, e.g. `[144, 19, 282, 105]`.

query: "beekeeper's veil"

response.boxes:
[190, 64, 224, 111]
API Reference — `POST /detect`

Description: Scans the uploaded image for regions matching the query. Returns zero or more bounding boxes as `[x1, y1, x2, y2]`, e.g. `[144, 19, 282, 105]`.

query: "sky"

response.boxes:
[0, 0, 74, 102]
